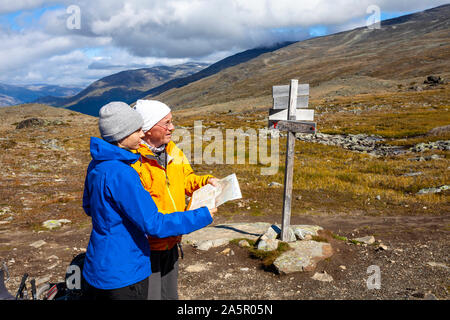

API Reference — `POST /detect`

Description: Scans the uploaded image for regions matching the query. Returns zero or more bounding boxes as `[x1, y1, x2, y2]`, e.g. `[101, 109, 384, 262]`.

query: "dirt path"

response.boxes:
[1, 213, 448, 300]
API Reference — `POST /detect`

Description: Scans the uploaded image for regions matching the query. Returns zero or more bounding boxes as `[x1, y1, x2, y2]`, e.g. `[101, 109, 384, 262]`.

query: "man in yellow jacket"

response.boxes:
[132, 99, 218, 300]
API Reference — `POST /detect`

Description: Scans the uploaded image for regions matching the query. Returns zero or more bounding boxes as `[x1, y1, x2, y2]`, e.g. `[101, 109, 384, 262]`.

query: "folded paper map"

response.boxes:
[189, 173, 242, 210]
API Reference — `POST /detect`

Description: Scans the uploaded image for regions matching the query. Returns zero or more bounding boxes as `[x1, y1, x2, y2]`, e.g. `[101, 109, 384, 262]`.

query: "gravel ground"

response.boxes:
[1, 214, 448, 301]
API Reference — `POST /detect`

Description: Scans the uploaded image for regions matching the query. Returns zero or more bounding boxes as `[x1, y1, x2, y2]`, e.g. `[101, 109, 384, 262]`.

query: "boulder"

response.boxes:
[294, 131, 412, 157]
[195, 238, 229, 251]
[195, 240, 213, 251]
[29, 240, 46, 249]
[220, 248, 232, 255]
[238, 240, 251, 248]
[42, 219, 71, 230]
[183, 222, 271, 249]
[283, 227, 297, 242]
[273, 240, 333, 274]
[40, 138, 64, 151]
[353, 235, 375, 245]
[424, 75, 444, 85]
[410, 140, 450, 153]
[261, 224, 297, 242]
[15, 118, 45, 129]
[402, 172, 423, 177]
[268, 182, 283, 188]
[311, 271, 333, 282]
[427, 125, 450, 136]
[257, 238, 279, 252]
[263, 225, 280, 240]
[185, 263, 208, 273]
[292, 225, 323, 240]
[377, 243, 388, 251]
[416, 185, 449, 195]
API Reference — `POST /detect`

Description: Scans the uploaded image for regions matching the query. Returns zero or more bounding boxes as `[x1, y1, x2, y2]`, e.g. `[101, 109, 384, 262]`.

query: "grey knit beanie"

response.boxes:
[98, 101, 144, 142]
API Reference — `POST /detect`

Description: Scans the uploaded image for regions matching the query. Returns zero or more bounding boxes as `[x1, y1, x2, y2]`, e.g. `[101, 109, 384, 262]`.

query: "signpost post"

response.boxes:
[269, 80, 316, 241]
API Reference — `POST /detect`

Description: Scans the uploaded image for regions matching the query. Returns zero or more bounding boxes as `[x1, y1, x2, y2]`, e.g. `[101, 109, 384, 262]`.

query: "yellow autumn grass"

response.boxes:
[178, 85, 449, 216]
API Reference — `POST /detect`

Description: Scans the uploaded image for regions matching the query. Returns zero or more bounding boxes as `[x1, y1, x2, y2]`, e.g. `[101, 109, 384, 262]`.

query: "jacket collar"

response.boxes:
[137, 141, 174, 164]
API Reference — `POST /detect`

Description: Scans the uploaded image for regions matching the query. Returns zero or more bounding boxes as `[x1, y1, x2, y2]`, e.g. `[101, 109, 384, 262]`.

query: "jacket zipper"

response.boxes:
[164, 151, 177, 212]
[140, 149, 178, 212]
[165, 171, 177, 211]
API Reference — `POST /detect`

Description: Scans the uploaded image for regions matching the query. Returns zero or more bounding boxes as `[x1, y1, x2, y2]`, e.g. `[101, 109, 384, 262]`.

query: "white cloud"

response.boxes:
[0, 43, 191, 86]
[0, 0, 448, 86]
[0, 31, 70, 72]
[64, 0, 449, 58]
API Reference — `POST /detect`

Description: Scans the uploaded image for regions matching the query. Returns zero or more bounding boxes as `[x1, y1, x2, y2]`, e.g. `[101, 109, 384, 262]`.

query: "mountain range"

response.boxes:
[0, 84, 82, 107]
[33, 42, 294, 116]
[34, 62, 209, 116]
[5, 4, 450, 116]
[149, 4, 450, 110]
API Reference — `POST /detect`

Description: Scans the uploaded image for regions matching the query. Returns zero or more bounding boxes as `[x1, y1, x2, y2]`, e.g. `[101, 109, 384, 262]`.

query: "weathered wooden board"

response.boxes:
[272, 84, 309, 98]
[269, 108, 314, 121]
[275, 120, 316, 133]
[272, 95, 309, 109]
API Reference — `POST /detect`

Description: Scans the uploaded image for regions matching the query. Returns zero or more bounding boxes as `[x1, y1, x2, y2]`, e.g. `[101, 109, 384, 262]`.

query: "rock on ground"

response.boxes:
[416, 185, 449, 195]
[257, 238, 279, 251]
[42, 219, 71, 230]
[273, 240, 333, 274]
[183, 222, 324, 250]
[182, 222, 272, 249]
[311, 271, 334, 282]
[183, 222, 333, 273]
[353, 235, 375, 245]
[292, 225, 323, 240]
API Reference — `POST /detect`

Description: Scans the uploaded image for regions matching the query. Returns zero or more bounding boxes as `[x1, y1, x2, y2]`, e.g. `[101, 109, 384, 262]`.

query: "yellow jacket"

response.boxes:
[131, 141, 213, 251]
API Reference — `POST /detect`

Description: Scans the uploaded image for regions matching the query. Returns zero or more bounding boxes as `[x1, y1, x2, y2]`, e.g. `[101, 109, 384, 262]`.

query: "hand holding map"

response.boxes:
[189, 173, 242, 210]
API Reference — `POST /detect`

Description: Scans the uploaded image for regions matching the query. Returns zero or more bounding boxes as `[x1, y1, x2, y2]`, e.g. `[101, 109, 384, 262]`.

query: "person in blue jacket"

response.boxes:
[82, 101, 215, 300]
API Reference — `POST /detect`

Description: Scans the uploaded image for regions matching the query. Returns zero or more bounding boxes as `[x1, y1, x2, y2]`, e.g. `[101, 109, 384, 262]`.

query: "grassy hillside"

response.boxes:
[0, 6, 448, 229]
[0, 83, 448, 230]
[174, 84, 450, 218]
[153, 5, 450, 110]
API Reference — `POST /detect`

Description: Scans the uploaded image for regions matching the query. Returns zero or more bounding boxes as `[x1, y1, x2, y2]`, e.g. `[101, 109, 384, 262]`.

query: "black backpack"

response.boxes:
[62, 252, 89, 300]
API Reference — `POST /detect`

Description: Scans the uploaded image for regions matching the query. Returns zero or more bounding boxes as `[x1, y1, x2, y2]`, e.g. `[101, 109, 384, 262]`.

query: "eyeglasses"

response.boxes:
[154, 120, 173, 130]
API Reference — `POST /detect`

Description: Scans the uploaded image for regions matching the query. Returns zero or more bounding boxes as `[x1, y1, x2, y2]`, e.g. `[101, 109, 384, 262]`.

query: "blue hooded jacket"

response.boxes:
[82, 137, 212, 290]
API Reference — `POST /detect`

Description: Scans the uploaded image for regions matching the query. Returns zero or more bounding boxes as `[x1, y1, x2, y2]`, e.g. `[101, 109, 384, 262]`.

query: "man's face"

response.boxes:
[143, 112, 174, 147]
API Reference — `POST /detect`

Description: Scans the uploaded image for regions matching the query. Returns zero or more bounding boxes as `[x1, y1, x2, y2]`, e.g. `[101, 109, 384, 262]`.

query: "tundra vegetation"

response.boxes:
[0, 84, 448, 230]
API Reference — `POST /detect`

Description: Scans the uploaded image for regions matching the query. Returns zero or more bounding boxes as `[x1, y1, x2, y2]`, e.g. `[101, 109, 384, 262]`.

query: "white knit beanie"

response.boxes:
[133, 99, 171, 132]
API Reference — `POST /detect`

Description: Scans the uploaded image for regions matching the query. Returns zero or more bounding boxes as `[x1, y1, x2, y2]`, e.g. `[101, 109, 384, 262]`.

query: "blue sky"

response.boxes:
[0, 4, 63, 31]
[0, 0, 448, 87]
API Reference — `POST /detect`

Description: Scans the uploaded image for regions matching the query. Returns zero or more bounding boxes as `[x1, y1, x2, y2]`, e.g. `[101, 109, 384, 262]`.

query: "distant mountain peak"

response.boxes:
[146, 4, 450, 110]
[0, 83, 82, 108]
[33, 62, 210, 116]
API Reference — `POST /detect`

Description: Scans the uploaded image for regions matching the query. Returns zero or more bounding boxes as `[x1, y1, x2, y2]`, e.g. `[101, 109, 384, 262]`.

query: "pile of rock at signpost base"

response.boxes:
[257, 224, 333, 274]
[182, 222, 333, 274]
[273, 240, 333, 273]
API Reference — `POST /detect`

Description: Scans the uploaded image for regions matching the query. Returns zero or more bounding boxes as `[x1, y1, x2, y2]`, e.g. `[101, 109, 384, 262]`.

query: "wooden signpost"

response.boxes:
[269, 80, 316, 241]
